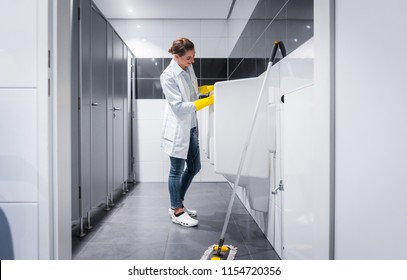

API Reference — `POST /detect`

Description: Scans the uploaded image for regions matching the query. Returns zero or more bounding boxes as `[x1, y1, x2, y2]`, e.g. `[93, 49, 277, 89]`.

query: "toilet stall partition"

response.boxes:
[73, 0, 134, 237]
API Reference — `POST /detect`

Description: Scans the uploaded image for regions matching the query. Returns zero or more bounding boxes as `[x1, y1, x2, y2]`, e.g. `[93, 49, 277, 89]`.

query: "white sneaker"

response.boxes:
[168, 207, 197, 217]
[171, 212, 198, 227]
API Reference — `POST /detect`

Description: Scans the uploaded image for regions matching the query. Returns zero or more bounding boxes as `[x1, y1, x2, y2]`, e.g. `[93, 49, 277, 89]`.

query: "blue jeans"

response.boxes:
[168, 127, 201, 209]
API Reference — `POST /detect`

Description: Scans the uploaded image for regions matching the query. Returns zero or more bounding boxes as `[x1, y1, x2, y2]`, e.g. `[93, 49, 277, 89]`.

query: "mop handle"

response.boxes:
[218, 59, 274, 246]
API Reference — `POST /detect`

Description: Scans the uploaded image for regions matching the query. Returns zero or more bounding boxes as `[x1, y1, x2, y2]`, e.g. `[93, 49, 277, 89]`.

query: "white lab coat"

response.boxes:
[160, 59, 199, 159]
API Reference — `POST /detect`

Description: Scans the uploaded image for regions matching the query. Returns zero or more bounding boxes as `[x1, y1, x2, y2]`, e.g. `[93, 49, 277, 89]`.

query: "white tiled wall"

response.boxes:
[110, 19, 230, 58]
[134, 100, 225, 182]
[0, 0, 37, 87]
[110, 7, 258, 182]
[0, 0, 49, 259]
[0, 89, 38, 202]
[0, 204, 39, 259]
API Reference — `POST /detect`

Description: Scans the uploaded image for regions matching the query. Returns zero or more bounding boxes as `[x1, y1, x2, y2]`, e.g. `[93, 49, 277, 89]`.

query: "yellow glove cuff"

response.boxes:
[193, 94, 214, 111]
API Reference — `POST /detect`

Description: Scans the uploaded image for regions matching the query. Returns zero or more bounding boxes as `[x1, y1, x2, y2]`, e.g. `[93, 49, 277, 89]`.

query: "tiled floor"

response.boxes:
[72, 182, 280, 260]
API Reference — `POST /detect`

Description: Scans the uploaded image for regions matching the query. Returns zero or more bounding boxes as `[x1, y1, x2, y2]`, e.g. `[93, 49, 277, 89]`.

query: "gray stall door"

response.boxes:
[90, 8, 108, 207]
[71, 0, 80, 221]
[107, 24, 114, 197]
[123, 47, 129, 183]
[112, 32, 125, 191]
[79, 0, 92, 217]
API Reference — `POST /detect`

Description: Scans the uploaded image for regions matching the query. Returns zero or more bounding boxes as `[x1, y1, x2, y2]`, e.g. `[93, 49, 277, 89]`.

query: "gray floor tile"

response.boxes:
[75, 242, 166, 260]
[72, 181, 280, 260]
[86, 221, 170, 245]
[250, 248, 281, 260]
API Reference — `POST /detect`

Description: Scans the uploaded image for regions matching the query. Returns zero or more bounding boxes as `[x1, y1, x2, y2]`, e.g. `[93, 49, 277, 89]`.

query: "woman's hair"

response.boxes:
[168, 37, 194, 56]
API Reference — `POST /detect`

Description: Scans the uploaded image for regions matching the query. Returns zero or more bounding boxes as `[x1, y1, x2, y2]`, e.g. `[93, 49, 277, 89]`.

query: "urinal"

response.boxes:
[213, 74, 271, 212]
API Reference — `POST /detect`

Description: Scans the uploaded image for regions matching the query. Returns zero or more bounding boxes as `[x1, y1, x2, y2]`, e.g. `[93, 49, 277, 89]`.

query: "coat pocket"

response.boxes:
[162, 121, 178, 142]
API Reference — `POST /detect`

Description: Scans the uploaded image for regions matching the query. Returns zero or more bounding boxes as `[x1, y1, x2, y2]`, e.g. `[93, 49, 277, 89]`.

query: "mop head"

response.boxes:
[200, 244, 238, 260]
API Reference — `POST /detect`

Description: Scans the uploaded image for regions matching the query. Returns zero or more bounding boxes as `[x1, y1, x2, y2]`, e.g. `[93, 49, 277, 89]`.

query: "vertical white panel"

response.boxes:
[335, 0, 407, 259]
[37, 0, 51, 260]
[0, 90, 38, 202]
[0, 0, 37, 87]
[51, 0, 73, 260]
[283, 85, 319, 260]
[274, 203, 283, 257]
[0, 204, 38, 259]
[281, 37, 331, 260]
[311, 0, 334, 260]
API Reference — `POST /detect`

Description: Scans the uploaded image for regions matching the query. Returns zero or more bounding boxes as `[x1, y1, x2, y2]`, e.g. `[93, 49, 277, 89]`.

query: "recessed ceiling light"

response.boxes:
[137, 25, 141, 29]
[152, 58, 155, 61]
[128, 9, 133, 13]
[294, 38, 298, 42]
[306, 25, 311, 29]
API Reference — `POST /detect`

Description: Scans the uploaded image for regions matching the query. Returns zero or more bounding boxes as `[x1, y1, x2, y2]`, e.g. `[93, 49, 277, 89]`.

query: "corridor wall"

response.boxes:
[335, 0, 407, 259]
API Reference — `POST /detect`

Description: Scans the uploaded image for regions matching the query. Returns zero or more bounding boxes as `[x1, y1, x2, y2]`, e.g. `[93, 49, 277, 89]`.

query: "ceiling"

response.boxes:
[93, 0, 236, 19]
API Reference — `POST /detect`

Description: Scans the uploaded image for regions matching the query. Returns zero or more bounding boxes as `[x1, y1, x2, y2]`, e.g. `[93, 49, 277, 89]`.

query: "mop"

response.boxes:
[201, 41, 286, 260]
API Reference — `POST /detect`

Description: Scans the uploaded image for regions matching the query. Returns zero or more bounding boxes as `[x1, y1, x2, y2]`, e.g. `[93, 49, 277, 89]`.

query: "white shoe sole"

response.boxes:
[168, 207, 197, 217]
[171, 213, 198, 227]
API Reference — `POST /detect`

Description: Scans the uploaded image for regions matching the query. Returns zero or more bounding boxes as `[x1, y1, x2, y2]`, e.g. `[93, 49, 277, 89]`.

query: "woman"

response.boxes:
[160, 38, 214, 227]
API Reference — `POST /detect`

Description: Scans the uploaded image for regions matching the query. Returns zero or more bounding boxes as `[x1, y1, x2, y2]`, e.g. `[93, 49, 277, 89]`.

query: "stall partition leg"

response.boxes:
[110, 192, 115, 207]
[79, 216, 86, 237]
[105, 196, 111, 211]
[86, 211, 93, 230]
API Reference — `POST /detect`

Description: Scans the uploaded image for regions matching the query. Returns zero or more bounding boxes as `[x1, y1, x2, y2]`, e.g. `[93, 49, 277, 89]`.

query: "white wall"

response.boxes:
[335, 0, 407, 259]
[108, 4, 260, 183]
[110, 19, 229, 58]
[112, 19, 231, 182]
[0, 0, 50, 259]
[109, 0, 259, 59]
[133, 100, 225, 182]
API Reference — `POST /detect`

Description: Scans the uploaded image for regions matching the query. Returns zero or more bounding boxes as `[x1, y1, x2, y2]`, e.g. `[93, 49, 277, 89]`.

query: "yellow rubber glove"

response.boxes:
[198, 85, 215, 95]
[193, 94, 214, 111]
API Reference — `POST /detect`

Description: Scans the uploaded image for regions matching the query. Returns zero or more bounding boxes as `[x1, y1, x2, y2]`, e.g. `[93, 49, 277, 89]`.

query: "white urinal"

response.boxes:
[213, 73, 272, 212]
